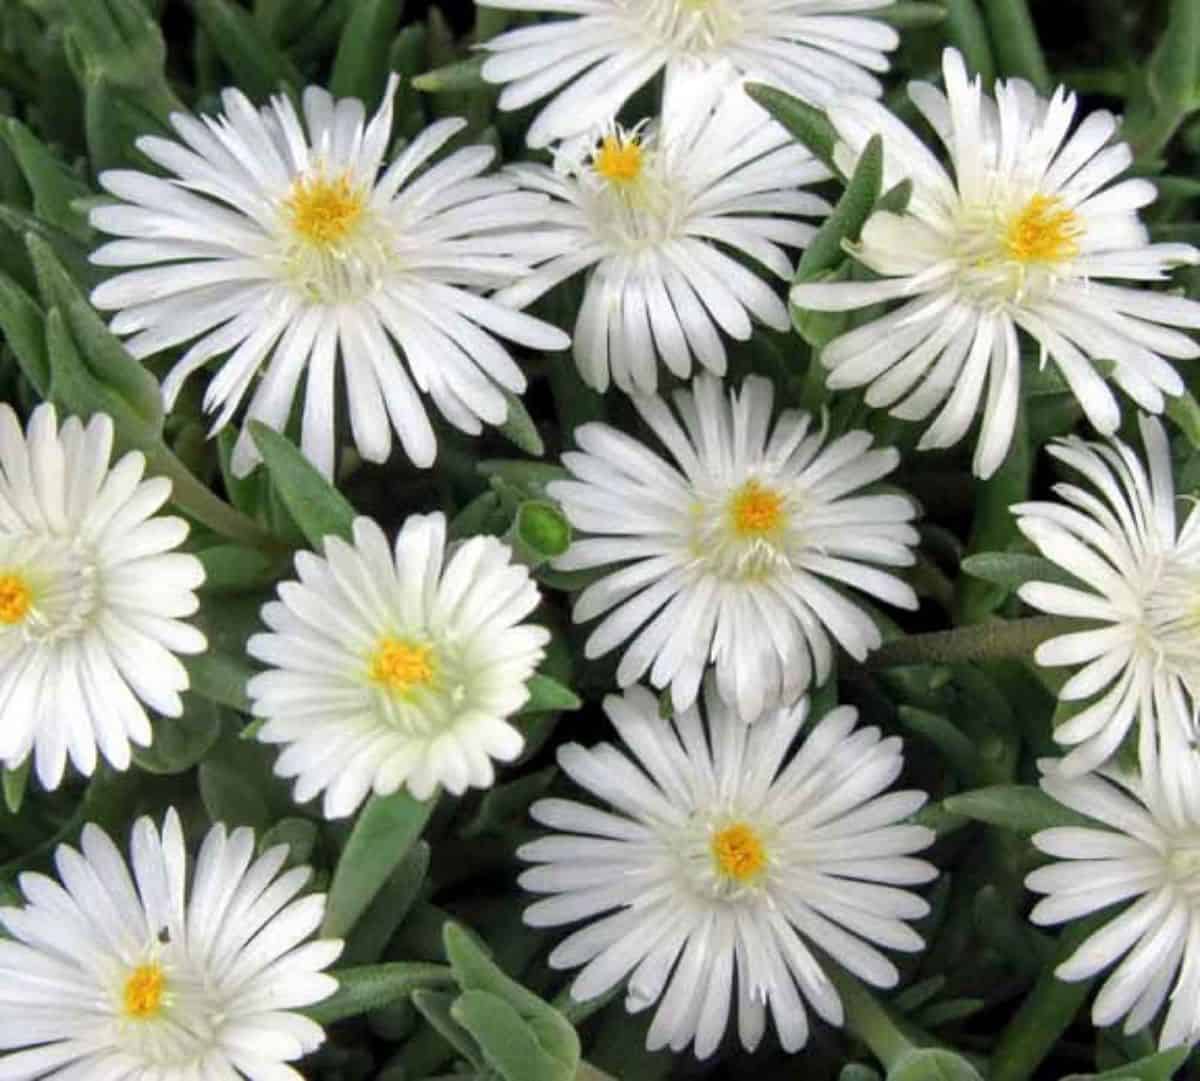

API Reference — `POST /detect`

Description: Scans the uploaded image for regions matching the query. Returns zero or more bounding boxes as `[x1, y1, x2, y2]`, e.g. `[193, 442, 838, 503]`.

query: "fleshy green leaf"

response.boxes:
[250, 421, 357, 548]
[960, 552, 1080, 593]
[133, 696, 223, 775]
[322, 790, 437, 938]
[304, 963, 455, 1025]
[943, 785, 1100, 835]
[743, 82, 838, 173]
[795, 134, 883, 281]
[520, 673, 581, 715]
[329, 0, 402, 106]
[887, 1049, 986, 1081]
[453, 990, 578, 1081]
[191, 0, 303, 99]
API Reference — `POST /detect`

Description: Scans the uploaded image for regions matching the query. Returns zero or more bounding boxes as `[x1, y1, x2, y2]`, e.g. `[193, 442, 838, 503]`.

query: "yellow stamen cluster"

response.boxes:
[122, 963, 165, 1020]
[729, 480, 785, 538]
[593, 135, 644, 186]
[0, 573, 32, 625]
[711, 822, 767, 883]
[284, 173, 365, 247]
[1004, 194, 1082, 264]
[369, 637, 436, 694]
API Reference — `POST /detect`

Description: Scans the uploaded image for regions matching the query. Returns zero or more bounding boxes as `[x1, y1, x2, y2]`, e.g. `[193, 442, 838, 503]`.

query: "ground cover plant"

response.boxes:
[3, 1, 1200, 1079]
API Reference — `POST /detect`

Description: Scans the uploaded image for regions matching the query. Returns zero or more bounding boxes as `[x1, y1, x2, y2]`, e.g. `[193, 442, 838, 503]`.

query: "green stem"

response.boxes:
[867, 616, 1076, 669]
[152, 448, 281, 550]
[827, 965, 914, 1070]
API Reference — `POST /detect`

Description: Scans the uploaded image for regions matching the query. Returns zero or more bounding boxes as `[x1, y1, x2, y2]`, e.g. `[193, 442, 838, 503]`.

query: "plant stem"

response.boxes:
[866, 616, 1076, 669]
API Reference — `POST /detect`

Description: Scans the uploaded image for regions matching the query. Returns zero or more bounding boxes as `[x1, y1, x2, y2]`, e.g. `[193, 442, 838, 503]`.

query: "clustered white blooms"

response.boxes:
[496, 65, 831, 393]
[0, 808, 341, 1079]
[0, 403, 205, 790]
[549, 373, 919, 724]
[1014, 415, 1200, 776]
[248, 513, 550, 816]
[519, 685, 936, 1057]
[791, 48, 1200, 478]
[478, 0, 898, 147]
[89, 76, 568, 480]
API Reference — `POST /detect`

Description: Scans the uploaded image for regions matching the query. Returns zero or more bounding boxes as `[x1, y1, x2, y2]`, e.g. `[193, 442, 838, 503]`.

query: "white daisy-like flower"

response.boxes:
[248, 513, 550, 817]
[1013, 414, 1200, 776]
[790, 47, 1200, 479]
[519, 684, 937, 1058]
[0, 403, 206, 791]
[88, 77, 569, 480]
[1027, 733, 1200, 1049]
[548, 373, 919, 724]
[478, 0, 897, 149]
[496, 66, 830, 394]
[0, 807, 341, 1080]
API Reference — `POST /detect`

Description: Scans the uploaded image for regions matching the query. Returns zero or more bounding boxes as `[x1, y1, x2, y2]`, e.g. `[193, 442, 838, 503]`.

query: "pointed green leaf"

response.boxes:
[322, 790, 437, 938]
[2, 760, 31, 815]
[0, 271, 48, 395]
[412, 988, 486, 1067]
[453, 990, 579, 1081]
[887, 1049, 985, 1081]
[304, 963, 454, 1025]
[341, 841, 430, 966]
[944, 785, 1099, 835]
[413, 55, 488, 93]
[192, 0, 303, 99]
[1061, 1047, 1190, 1081]
[497, 386, 546, 457]
[0, 119, 92, 243]
[329, 0, 403, 106]
[743, 82, 837, 173]
[520, 674, 581, 715]
[961, 552, 1080, 593]
[132, 695, 223, 775]
[250, 421, 357, 547]
[795, 134, 883, 281]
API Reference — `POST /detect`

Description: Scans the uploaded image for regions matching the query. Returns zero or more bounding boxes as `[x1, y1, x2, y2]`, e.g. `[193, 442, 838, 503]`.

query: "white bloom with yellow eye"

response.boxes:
[520, 685, 936, 1058]
[89, 78, 568, 479]
[0, 808, 341, 1080]
[248, 514, 550, 817]
[790, 48, 1200, 478]
[496, 67, 830, 394]
[549, 373, 919, 724]
[0, 403, 205, 791]
[478, 0, 898, 148]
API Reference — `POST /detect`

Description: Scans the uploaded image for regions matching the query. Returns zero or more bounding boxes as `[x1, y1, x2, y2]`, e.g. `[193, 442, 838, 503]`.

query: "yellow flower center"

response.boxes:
[1004, 194, 1081, 264]
[369, 637, 436, 694]
[711, 822, 766, 883]
[122, 963, 165, 1020]
[0, 573, 32, 625]
[593, 135, 644, 185]
[729, 480, 785, 538]
[285, 172, 366, 247]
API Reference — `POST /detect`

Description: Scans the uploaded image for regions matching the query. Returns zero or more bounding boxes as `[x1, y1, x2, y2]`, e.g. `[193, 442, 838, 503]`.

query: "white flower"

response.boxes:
[496, 67, 830, 394]
[1014, 415, 1200, 776]
[0, 807, 341, 1080]
[248, 513, 550, 816]
[88, 77, 569, 480]
[548, 373, 919, 724]
[478, 0, 897, 148]
[519, 684, 936, 1058]
[790, 48, 1200, 479]
[0, 403, 206, 791]
[1027, 738, 1200, 1049]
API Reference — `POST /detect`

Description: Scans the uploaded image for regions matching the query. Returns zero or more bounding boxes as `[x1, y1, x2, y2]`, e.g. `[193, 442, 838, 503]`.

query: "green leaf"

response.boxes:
[198, 758, 271, 831]
[877, 2, 945, 28]
[0, 271, 49, 395]
[840, 1068, 883, 1081]
[497, 386, 546, 457]
[1061, 1048, 1191, 1081]
[2, 760, 31, 815]
[944, 0, 996, 87]
[0, 119, 92, 243]
[257, 817, 319, 868]
[304, 963, 454, 1025]
[329, 0, 402, 106]
[322, 790, 437, 938]
[979, 0, 1051, 93]
[943, 785, 1099, 835]
[743, 82, 838, 173]
[196, 545, 283, 593]
[27, 234, 163, 431]
[412, 988, 485, 1067]
[412, 56, 488, 93]
[1166, 388, 1200, 449]
[961, 552, 1080, 593]
[887, 1049, 985, 1081]
[520, 673, 581, 715]
[795, 134, 883, 281]
[453, 990, 579, 1081]
[132, 695, 223, 775]
[341, 840, 430, 966]
[477, 460, 570, 499]
[191, 0, 303, 99]
[250, 421, 357, 547]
